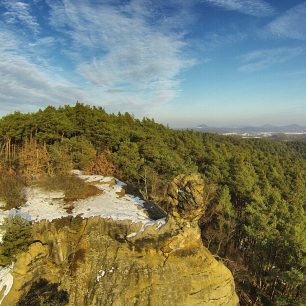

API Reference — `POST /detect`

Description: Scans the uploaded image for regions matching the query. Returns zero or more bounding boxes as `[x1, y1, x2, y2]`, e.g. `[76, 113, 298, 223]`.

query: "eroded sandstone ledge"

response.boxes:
[2, 173, 238, 305]
[3, 215, 238, 306]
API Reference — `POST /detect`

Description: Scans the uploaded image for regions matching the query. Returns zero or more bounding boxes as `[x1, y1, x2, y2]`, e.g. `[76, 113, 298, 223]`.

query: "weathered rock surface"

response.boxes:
[162, 173, 207, 222]
[2, 174, 238, 306]
[2, 216, 238, 306]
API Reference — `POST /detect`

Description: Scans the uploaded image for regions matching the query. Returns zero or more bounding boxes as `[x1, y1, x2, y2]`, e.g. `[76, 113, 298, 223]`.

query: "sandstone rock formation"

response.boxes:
[163, 173, 206, 221]
[1, 174, 238, 306]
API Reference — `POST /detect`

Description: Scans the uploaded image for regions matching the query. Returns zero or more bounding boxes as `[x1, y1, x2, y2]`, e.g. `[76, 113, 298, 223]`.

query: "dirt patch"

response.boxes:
[94, 178, 116, 186]
[116, 188, 125, 198]
[36, 175, 102, 203]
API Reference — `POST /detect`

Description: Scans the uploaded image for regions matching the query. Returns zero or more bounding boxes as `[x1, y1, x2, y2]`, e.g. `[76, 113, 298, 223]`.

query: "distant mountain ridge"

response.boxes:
[194, 124, 306, 134]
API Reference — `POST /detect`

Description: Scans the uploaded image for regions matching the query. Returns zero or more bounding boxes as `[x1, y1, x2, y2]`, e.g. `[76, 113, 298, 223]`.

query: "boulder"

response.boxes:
[163, 173, 206, 222]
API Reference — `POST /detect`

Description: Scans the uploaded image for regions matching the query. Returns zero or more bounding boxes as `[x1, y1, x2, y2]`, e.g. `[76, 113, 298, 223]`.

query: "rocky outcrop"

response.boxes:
[162, 173, 207, 222]
[2, 174, 238, 306]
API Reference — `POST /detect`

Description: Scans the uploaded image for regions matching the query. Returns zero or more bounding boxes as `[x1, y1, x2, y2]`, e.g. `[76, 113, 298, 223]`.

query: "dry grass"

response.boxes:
[85, 150, 118, 176]
[37, 175, 102, 202]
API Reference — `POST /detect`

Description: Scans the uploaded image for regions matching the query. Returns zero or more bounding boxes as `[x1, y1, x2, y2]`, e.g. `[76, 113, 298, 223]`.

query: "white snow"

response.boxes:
[0, 264, 14, 304]
[69, 173, 166, 230]
[96, 270, 105, 282]
[155, 218, 167, 229]
[96, 266, 115, 281]
[0, 172, 166, 243]
[126, 232, 137, 238]
[21, 188, 66, 222]
[0, 188, 67, 225]
[0, 172, 166, 229]
[71, 177, 160, 228]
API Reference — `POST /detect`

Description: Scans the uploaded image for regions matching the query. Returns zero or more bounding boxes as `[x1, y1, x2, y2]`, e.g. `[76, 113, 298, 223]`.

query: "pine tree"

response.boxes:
[0, 216, 33, 266]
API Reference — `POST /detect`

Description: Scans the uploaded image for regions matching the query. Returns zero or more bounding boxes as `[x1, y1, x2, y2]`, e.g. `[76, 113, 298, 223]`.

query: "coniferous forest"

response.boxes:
[0, 103, 305, 305]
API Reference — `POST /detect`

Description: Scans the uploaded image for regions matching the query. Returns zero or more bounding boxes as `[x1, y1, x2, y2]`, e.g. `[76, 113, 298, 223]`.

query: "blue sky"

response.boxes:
[0, 0, 306, 127]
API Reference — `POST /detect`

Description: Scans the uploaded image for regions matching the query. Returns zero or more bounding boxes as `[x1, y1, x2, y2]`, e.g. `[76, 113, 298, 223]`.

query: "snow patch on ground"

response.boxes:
[71, 175, 164, 229]
[0, 171, 166, 229]
[22, 188, 66, 222]
[0, 264, 14, 304]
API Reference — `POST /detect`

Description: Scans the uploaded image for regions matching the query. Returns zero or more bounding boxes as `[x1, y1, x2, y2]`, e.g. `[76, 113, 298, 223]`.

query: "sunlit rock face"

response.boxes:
[2, 218, 238, 306]
[1, 174, 238, 306]
[163, 173, 207, 222]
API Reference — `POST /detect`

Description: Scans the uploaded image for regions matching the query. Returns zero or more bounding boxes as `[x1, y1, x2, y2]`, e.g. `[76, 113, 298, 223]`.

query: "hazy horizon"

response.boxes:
[1, 0, 306, 127]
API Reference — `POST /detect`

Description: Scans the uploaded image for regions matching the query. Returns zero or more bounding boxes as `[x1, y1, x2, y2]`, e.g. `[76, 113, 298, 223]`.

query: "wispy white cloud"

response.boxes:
[1, 0, 39, 33]
[239, 47, 305, 72]
[266, 2, 306, 40]
[0, 30, 84, 114]
[0, 0, 197, 115]
[203, 0, 275, 17]
[200, 30, 246, 50]
[47, 0, 194, 109]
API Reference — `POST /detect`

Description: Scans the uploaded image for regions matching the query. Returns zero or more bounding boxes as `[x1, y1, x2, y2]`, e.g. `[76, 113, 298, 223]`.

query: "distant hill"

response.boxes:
[193, 124, 306, 135]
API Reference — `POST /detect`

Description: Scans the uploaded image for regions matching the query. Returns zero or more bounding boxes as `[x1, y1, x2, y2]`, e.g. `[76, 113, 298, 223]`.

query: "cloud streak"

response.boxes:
[203, 0, 275, 17]
[0, 30, 84, 114]
[0, 0, 196, 114]
[47, 0, 194, 109]
[266, 2, 306, 40]
[1, 0, 39, 33]
[239, 47, 305, 72]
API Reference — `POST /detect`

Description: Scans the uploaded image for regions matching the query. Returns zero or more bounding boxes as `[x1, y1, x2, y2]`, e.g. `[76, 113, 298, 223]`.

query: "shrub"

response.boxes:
[47, 143, 73, 176]
[0, 175, 26, 210]
[85, 150, 118, 176]
[70, 215, 83, 232]
[19, 138, 50, 181]
[62, 137, 96, 170]
[0, 216, 33, 266]
[111, 141, 143, 181]
[37, 175, 101, 202]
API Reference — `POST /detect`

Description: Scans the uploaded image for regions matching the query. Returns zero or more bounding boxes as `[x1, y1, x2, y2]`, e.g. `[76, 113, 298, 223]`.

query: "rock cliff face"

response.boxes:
[2, 174, 238, 306]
